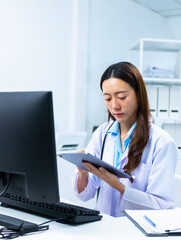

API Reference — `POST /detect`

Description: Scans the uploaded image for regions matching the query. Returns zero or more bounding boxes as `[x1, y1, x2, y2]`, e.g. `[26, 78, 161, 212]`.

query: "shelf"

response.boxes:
[128, 37, 181, 141]
[144, 78, 181, 86]
[154, 118, 181, 128]
[128, 38, 181, 152]
[154, 118, 181, 124]
[128, 38, 181, 84]
[129, 38, 181, 52]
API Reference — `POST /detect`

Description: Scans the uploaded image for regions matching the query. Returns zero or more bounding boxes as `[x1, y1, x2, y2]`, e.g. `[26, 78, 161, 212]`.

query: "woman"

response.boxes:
[73, 62, 178, 217]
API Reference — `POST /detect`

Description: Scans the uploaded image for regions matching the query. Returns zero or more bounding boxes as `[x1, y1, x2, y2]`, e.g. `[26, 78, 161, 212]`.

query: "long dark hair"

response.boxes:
[100, 62, 151, 182]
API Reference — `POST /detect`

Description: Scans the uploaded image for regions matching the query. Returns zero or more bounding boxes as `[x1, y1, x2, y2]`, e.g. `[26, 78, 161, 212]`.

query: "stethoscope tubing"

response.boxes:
[100, 121, 115, 160]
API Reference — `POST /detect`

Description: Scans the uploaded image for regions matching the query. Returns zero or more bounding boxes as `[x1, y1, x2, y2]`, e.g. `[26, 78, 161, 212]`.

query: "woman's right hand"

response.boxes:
[76, 149, 88, 175]
[76, 149, 88, 193]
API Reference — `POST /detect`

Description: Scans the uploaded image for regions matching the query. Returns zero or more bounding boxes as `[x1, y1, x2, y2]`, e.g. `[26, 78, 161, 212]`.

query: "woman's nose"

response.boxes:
[112, 98, 120, 109]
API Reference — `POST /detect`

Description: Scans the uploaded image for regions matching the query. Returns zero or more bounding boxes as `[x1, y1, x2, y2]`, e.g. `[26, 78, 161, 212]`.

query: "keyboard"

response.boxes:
[0, 194, 102, 224]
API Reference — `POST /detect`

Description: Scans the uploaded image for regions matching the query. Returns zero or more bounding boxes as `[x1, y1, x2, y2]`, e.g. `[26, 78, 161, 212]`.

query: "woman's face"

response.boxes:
[102, 77, 139, 127]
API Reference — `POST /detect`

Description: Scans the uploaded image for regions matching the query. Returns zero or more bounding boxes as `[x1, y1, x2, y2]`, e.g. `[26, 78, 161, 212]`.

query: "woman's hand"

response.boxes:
[76, 150, 89, 193]
[76, 149, 87, 174]
[82, 162, 125, 194]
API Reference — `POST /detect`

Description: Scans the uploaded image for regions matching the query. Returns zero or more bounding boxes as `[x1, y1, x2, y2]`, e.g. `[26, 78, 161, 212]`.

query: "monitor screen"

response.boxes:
[0, 91, 60, 206]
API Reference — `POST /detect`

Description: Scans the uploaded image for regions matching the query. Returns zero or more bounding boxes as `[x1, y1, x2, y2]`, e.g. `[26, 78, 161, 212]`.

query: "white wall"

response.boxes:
[0, 0, 88, 133]
[0, 0, 71, 131]
[168, 16, 181, 39]
[85, 0, 174, 141]
[0, 0, 90, 205]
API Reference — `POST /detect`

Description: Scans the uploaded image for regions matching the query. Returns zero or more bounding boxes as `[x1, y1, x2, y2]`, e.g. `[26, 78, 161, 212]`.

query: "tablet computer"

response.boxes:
[59, 152, 131, 178]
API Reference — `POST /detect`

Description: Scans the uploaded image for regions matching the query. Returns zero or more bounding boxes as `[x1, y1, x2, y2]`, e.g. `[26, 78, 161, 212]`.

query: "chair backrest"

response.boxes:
[174, 174, 181, 207]
[92, 126, 99, 133]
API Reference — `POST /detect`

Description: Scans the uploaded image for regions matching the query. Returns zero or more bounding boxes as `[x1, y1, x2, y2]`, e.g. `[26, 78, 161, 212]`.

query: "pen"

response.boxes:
[143, 215, 156, 228]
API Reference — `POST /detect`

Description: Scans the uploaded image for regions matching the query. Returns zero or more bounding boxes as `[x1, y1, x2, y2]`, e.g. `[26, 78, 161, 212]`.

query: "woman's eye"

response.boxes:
[119, 96, 126, 100]
[104, 98, 111, 102]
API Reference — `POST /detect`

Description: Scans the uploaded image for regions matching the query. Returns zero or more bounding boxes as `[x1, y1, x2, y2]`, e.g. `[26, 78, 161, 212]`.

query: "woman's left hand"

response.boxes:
[82, 162, 125, 194]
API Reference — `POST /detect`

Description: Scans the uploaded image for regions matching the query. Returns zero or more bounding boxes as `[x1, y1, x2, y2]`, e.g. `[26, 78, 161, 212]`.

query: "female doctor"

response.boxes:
[72, 61, 178, 217]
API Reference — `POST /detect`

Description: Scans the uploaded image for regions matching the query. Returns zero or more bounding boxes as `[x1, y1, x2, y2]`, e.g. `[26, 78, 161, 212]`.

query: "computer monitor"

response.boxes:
[0, 91, 60, 207]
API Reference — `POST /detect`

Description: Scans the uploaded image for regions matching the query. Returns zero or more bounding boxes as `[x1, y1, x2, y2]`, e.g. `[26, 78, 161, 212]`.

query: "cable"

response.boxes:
[0, 217, 67, 239]
[0, 224, 49, 239]
[0, 174, 11, 197]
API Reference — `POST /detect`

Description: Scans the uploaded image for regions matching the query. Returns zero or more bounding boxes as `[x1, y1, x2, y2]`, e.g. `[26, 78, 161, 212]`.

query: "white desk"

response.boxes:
[0, 205, 181, 240]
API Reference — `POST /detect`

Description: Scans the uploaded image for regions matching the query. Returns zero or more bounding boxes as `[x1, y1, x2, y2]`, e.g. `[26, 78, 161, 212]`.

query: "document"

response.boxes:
[125, 208, 181, 236]
[59, 152, 131, 178]
[158, 86, 169, 118]
[146, 85, 158, 118]
[170, 86, 181, 118]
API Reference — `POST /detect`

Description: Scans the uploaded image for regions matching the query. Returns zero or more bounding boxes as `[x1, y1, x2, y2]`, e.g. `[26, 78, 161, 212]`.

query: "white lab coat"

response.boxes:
[73, 121, 178, 217]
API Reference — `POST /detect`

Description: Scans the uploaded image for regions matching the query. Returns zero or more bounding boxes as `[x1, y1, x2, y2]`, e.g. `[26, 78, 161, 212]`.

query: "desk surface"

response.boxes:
[0, 205, 180, 240]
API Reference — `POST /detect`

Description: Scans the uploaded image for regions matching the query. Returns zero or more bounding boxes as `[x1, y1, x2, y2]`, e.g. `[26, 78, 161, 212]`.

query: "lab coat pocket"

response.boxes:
[132, 162, 152, 191]
[139, 162, 152, 170]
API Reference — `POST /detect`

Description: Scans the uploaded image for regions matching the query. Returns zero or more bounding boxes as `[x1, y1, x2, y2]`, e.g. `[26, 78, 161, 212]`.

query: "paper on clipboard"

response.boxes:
[58, 152, 131, 178]
[125, 208, 181, 237]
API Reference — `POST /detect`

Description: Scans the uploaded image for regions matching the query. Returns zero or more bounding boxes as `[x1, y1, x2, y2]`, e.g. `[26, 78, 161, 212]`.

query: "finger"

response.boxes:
[77, 149, 85, 153]
[83, 163, 115, 183]
[82, 162, 101, 175]
[99, 167, 119, 184]
[99, 167, 114, 177]
[82, 162, 95, 171]
[98, 167, 112, 181]
[99, 167, 107, 174]
[81, 162, 89, 169]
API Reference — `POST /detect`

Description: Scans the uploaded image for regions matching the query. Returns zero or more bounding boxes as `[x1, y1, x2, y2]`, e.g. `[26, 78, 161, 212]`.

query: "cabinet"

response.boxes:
[128, 38, 181, 85]
[128, 38, 181, 151]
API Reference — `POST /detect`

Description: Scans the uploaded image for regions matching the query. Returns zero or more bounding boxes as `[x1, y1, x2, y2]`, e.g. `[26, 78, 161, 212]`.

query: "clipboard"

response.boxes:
[58, 152, 131, 178]
[124, 208, 181, 237]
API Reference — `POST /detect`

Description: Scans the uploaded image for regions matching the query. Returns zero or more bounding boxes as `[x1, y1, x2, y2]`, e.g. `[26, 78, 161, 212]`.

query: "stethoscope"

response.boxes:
[100, 121, 115, 160]
[97, 121, 115, 199]
[100, 121, 130, 169]
[100, 121, 135, 182]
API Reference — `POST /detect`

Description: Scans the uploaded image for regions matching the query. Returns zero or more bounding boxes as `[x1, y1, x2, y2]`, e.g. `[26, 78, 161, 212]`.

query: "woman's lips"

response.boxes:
[114, 113, 124, 117]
